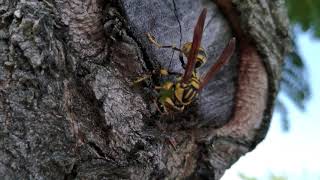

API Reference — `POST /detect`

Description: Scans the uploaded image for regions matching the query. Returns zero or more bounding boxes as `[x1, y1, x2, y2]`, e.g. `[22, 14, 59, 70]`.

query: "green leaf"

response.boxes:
[286, 0, 320, 38]
[238, 173, 258, 180]
[280, 45, 310, 110]
[275, 100, 289, 132]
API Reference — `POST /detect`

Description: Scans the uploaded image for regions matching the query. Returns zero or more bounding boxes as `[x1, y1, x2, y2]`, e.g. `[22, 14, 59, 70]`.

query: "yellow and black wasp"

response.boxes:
[140, 8, 236, 112]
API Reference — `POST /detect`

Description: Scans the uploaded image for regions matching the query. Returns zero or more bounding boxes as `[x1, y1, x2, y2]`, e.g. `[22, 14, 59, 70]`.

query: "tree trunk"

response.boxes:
[0, 0, 290, 179]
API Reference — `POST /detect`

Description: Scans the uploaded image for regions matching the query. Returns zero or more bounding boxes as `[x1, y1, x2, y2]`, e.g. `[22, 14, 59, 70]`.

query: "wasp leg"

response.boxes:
[133, 67, 175, 85]
[132, 74, 152, 85]
[159, 68, 182, 77]
[154, 86, 161, 90]
[146, 33, 182, 52]
[152, 98, 169, 115]
[161, 105, 169, 115]
[167, 136, 177, 151]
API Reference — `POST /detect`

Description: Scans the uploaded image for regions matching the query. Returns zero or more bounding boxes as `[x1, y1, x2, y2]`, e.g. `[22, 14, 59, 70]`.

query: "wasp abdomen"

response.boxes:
[181, 86, 198, 105]
[174, 76, 200, 106]
[182, 42, 207, 69]
[195, 48, 207, 68]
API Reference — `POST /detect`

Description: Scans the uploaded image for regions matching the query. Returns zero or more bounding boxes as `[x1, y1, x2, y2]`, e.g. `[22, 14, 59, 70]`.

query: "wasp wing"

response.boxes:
[182, 8, 207, 83]
[198, 37, 236, 91]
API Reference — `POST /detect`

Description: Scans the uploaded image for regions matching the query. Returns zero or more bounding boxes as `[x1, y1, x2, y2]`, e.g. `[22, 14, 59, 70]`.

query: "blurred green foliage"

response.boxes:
[239, 173, 258, 180]
[239, 173, 288, 180]
[275, 0, 317, 131]
[282, 43, 310, 110]
[269, 175, 288, 180]
[276, 40, 310, 131]
[286, 0, 320, 37]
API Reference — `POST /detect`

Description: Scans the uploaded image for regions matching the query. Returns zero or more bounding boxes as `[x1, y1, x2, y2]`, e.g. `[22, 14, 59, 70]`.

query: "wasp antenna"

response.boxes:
[198, 37, 236, 91]
[182, 8, 207, 83]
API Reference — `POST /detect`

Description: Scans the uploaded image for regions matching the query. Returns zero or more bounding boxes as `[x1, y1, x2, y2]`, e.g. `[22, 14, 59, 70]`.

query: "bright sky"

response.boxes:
[221, 30, 320, 180]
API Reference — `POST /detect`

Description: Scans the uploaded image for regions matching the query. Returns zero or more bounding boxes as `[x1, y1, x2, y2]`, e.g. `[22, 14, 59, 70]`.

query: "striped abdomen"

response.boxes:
[174, 72, 200, 105]
[182, 42, 207, 69]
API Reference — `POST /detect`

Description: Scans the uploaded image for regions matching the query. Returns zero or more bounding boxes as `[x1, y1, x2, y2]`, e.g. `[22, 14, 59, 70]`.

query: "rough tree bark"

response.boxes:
[0, 0, 290, 179]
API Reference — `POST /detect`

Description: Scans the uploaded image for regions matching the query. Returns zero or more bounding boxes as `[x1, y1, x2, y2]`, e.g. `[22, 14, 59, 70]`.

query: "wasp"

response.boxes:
[141, 8, 236, 112]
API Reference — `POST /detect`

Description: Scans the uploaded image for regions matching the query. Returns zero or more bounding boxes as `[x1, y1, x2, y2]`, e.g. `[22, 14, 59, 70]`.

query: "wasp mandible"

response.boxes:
[143, 8, 236, 112]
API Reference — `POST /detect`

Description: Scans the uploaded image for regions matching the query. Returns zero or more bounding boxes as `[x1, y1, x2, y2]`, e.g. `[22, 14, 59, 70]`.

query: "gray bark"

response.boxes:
[0, 0, 290, 179]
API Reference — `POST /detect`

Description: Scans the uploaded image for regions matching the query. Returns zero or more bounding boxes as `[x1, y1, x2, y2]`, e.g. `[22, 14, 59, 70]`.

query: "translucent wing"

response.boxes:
[198, 37, 236, 91]
[182, 8, 207, 83]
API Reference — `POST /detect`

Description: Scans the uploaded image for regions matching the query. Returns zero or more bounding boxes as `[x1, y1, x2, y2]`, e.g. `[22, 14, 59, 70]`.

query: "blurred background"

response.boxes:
[221, 1, 320, 180]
